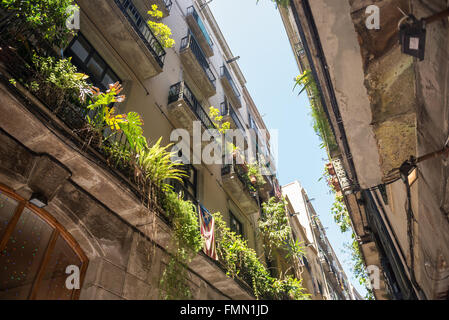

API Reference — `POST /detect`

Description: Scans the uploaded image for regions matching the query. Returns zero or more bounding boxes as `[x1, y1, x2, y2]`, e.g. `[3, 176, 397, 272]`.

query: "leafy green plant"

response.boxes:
[85, 83, 126, 136]
[294, 70, 338, 153]
[1, 0, 76, 47]
[119, 112, 148, 153]
[103, 140, 133, 171]
[147, 4, 175, 49]
[346, 236, 374, 300]
[160, 190, 203, 300]
[136, 137, 186, 192]
[247, 162, 265, 188]
[259, 197, 304, 261]
[321, 163, 373, 299]
[32, 55, 90, 108]
[213, 211, 309, 300]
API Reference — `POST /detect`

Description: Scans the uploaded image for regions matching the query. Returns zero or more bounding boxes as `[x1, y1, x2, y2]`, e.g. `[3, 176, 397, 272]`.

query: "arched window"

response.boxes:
[0, 186, 88, 300]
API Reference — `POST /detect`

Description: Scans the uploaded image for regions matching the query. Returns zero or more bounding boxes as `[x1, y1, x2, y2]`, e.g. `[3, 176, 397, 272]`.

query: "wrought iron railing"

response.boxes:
[163, 0, 173, 12]
[180, 34, 216, 87]
[220, 101, 244, 132]
[186, 6, 213, 49]
[221, 162, 257, 200]
[229, 105, 244, 132]
[168, 81, 215, 130]
[220, 64, 240, 99]
[116, 0, 166, 68]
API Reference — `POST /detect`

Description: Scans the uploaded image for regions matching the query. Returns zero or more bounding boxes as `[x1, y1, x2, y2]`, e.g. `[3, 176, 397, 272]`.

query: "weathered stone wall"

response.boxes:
[349, 0, 449, 299]
[0, 80, 254, 300]
[413, 0, 449, 300]
[289, 0, 449, 299]
[0, 130, 230, 299]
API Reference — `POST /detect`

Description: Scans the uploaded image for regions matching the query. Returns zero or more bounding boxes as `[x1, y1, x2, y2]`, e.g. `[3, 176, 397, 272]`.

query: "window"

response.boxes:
[229, 211, 243, 237]
[65, 34, 121, 91]
[0, 187, 88, 300]
[171, 165, 198, 204]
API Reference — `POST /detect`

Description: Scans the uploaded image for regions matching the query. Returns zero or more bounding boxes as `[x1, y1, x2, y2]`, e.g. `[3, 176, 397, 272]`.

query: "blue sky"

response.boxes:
[209, 0, 367, 297]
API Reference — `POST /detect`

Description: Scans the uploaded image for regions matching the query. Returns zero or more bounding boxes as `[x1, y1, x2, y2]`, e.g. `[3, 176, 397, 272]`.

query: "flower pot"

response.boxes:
[332, 177, 341, 192]
[326, 162, 336, 176]
[250, 175, 257, 185]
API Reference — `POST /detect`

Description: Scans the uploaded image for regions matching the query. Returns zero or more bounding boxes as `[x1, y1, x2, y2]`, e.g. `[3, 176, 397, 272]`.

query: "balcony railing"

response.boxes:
[163, 0, 173, 12]
[187, 6, 213, 49]
[117, 0, 166, 68]
[180, 34, 216, 88]
[221, 162, 257, 199]
[220, 65, 241, 99]
[220, 101, 244, 131]
[168, 82, 215, 130]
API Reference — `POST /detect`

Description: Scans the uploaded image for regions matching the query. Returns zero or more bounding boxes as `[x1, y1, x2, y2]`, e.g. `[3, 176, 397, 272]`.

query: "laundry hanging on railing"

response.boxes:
[198, 204, 217, 261]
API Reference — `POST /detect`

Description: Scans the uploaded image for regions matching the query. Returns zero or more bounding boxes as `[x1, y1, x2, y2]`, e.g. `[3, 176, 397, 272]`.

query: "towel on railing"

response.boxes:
[198, 204, 217, 261]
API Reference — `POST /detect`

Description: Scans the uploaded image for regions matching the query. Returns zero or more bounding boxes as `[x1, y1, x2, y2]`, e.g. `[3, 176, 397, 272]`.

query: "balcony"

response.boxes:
[167, 81, 215, 134]
[220, 100, 245, 132]
[220, 65, 242, 109]
[77, 0, 166, 79]
[180, 34, 216, 98]
[186, 6, 214, 57]
[133, 0, 173, 18]
[146, 0, 173, 17]
[221, 163, 259, 214]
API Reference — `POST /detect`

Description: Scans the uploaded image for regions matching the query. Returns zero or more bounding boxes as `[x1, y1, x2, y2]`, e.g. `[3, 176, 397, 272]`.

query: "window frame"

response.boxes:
[65, 33, 121, 92]
[0, 184, 89, 300]
[229, 211, 244, 238]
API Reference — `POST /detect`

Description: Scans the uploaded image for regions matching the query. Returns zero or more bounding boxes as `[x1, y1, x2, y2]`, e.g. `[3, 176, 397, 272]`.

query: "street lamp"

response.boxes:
[399, 15, 426, 61]
[226, 56, 240, 64]
[399, 8, 449, 61]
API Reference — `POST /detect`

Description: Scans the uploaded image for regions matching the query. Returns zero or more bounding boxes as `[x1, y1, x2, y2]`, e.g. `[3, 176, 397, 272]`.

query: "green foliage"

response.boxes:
[86, 83, 127, 135]
[160, 190, 203, 300]
[321, 163, 374, 299]
[1, 0, 76, 47]
[331, 194, 352, 233]
[209, 106, 231, 134]
[213, 211, 309, 300]
[247, 162, 265, 188]
[137, 138, 186, 191]
[259, 197, 304, 260]
[119, 112, 148, 153]
[32, 55, 89, 107]
[295, 70, 338, 153]
[162, 191, 203, 253]
[209, 106, 237, 162]
[147, 4, 175, 49]
[346, 236, 374, 300]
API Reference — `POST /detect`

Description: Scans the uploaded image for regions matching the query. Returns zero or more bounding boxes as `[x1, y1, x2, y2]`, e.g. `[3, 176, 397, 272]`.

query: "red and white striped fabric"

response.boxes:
[198, 204, 217, 261]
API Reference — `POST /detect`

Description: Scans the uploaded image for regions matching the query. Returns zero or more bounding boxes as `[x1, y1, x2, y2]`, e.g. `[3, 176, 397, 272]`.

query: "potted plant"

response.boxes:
[247, 163, 264, 187]
[331, 177, 341, 192]
[326, 162, 335, 176]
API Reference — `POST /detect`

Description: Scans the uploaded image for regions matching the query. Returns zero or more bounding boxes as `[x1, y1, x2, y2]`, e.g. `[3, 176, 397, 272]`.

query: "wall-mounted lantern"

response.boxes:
[399, 8, 449, 61]
[399, 16, 426, 61]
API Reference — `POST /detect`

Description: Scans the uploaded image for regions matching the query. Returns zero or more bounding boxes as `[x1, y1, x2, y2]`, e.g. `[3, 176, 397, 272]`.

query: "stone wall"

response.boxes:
[0, 80, 254, 300]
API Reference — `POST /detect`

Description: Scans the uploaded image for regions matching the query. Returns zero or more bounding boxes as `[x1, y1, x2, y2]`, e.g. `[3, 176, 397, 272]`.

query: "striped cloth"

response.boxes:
[198, 204, 217, 261]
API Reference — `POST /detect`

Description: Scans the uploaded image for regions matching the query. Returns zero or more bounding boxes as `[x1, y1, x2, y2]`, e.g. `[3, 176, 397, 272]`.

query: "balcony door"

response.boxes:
[0, 186, 88, 300]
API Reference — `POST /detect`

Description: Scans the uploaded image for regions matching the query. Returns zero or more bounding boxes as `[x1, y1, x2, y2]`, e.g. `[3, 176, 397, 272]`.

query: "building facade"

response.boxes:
[0, 0, 282, 300]
[280, 0, 449, 300]
[283, 181, 356, 300]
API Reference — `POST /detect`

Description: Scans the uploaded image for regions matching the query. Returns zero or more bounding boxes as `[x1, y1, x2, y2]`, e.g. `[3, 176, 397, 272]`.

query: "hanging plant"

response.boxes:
[147, 4, 175, 49]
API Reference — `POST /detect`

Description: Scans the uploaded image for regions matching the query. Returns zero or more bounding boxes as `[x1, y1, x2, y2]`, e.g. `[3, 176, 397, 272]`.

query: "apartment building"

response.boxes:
[279, 0, 449, 300]
[0, 0, 281, 300]
[283, 181, 355, 300]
